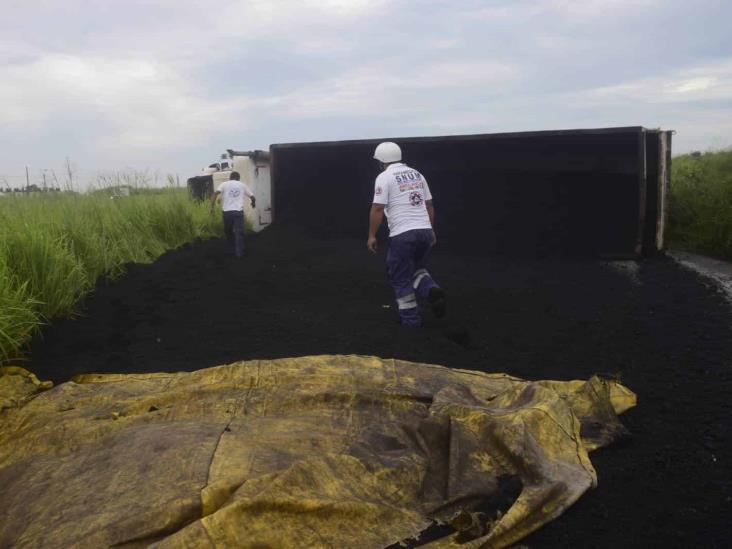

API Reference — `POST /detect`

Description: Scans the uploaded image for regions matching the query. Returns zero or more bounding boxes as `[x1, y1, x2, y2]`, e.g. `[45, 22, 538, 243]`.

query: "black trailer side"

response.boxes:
[269, 126, 671, 258]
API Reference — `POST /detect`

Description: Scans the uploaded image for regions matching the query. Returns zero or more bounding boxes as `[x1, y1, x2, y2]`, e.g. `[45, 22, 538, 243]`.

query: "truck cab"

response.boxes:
[188, 150, 272, 231]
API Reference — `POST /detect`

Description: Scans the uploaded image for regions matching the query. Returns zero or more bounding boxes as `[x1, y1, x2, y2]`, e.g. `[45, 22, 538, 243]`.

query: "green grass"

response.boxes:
[668, 149, 732, 260]
[0, 188, 221, 364]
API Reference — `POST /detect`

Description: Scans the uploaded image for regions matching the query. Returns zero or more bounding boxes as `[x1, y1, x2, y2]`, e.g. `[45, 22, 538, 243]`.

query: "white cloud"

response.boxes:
[0, 54, 259, 149]
[0, 49, 520, 154]
[465, 0, 661, 22]
[0, 0, 729, 176]
[302, 0, 389, 15]
[570, 57, 732, 104]
[673, 77, 715, 94]
[210, 0, 393, 40]
[272, 60, 522, 119]
[547, 0, 662, 21]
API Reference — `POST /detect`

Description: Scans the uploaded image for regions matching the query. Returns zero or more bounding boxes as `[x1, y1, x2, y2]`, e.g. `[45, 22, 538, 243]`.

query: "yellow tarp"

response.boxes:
[0, 356, 635, 548]
[0, 366, 53, 412]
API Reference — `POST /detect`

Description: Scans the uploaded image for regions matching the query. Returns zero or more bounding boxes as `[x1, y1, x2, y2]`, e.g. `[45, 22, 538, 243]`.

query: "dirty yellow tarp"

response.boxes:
[0, 356, 635, 548]
[0, 366, 53, 412]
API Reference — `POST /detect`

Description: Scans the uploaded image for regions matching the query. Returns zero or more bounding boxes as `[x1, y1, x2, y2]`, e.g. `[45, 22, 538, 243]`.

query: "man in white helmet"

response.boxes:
[367, 141, 445, 327]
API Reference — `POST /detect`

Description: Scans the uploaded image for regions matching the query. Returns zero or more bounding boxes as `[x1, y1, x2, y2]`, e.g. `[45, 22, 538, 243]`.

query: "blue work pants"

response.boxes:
[222, 210, 246, 257]
[385, 229, 440, 326]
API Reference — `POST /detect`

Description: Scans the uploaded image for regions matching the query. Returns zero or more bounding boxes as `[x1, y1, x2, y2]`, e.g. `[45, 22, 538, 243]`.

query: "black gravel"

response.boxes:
[27, 226, 732, 548]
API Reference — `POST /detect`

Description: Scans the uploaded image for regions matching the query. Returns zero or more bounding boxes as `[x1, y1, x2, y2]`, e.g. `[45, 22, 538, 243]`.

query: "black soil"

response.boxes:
[28, 226, 732, 548]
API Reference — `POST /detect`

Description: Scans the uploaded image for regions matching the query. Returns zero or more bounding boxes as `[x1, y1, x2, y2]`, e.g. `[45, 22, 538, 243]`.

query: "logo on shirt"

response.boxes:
[409, 191, 423, 206]
[395, 171, 421, 183]
[228, 189, 241, 198]
[375, 186, 382, 195]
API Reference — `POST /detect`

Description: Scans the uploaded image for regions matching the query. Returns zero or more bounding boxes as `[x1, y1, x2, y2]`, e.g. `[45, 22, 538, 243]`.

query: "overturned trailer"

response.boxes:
[187, 150, 272, 232]
[269, 126, 672, 258]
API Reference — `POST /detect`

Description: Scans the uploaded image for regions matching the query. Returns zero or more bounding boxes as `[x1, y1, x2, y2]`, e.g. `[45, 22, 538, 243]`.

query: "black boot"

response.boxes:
[428, 288, 446, 318]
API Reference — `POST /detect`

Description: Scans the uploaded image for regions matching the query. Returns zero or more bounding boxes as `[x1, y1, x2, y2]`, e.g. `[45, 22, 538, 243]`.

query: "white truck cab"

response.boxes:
[191, 150, 272, 232]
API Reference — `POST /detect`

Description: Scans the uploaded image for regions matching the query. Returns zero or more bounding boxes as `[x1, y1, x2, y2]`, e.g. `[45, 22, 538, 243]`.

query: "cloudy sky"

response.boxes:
[1, 0, 731, 187]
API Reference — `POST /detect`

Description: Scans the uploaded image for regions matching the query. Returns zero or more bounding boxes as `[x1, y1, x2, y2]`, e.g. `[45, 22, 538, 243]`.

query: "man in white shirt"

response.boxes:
[367, 142, 445, 327]
[209, 171, 255, 257]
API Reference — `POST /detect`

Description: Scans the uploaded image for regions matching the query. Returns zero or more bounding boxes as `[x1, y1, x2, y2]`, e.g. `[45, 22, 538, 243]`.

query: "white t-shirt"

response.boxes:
[217, 180, 254, 212]
[372, 163, 433, 237]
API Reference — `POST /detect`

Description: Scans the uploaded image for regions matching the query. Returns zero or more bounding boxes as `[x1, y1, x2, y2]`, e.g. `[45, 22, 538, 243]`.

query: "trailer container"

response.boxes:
[269, 126, 671, 257]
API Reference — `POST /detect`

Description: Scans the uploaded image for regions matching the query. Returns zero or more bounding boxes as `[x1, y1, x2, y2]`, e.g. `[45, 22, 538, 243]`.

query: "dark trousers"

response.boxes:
[386, 229, 439, 326]
[222, 210, 245, 257]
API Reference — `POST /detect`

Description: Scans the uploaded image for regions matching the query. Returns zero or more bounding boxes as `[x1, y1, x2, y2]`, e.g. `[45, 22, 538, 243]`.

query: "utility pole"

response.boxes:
[42, 170, 48, 190]
[25, 166, 30, 190]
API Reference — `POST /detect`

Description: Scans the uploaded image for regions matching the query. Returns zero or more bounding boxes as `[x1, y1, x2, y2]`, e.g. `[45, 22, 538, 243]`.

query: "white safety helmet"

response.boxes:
[373, 142, 402, 164]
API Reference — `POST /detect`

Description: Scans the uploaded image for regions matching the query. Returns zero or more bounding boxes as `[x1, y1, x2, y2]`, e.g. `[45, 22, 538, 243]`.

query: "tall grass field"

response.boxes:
[0, 188, 220, 364]
[668, 149, 732, 260]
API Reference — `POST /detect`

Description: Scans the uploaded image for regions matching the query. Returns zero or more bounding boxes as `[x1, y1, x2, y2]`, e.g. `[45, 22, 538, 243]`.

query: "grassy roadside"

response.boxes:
[668, 149, 732, 261]
[0, 188, 220, 364]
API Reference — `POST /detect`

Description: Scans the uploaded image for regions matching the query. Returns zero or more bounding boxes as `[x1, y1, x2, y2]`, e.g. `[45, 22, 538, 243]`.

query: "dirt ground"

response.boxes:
[28, 226, 732, 548]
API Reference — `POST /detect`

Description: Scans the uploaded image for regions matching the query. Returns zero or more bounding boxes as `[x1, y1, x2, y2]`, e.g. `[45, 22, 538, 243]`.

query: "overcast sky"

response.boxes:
[1, 0, 731, 187]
